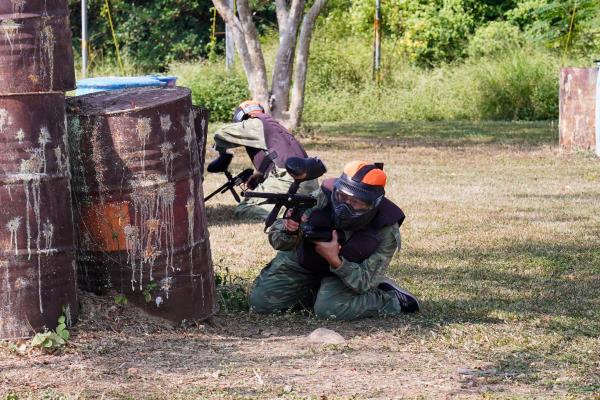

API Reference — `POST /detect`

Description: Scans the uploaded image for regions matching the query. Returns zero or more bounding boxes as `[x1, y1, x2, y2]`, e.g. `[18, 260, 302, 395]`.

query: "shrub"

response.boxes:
[399, 1, 474, 68]
[171, 62, 249, 122]
[468, 21, 525, 59]
[471, 49, 559, 120]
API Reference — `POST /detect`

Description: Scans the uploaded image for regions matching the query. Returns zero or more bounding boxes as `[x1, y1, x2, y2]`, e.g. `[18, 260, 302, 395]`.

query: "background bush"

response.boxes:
[467, 21, 525, 59]
[171, 62, 249, 122]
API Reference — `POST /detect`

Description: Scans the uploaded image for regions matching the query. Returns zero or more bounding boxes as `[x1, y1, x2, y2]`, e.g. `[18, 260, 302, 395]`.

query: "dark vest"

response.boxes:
[297, 178, 405, 276]
[246, 114, 308, 174]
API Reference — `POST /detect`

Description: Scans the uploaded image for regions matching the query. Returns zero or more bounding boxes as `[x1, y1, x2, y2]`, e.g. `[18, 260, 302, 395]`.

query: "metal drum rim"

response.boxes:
[0, 92, 66, 97]
[67, 87, 192, 117]
[0, 11, 70, 20]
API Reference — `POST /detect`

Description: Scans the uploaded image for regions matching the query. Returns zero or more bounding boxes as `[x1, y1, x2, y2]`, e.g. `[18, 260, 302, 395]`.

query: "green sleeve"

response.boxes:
[213, 119, 267, 150]
[268, 219, 301, 251]
[330, 224, 401, 293]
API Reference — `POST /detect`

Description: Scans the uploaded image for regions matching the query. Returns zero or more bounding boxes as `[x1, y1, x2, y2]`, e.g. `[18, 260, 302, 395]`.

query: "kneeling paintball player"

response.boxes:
[207, 100, 318, 220]
[249, 161, 419, 320]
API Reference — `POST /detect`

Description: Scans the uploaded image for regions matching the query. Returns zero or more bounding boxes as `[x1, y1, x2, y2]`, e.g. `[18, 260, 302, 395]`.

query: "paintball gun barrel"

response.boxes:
[244, 156, 327, 232]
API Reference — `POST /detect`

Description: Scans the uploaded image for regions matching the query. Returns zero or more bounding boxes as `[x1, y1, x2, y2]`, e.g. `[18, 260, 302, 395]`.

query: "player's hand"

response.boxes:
[313, 230, 342, 268]
[245, 172, 265, 190]
[282, 209, 308, 232]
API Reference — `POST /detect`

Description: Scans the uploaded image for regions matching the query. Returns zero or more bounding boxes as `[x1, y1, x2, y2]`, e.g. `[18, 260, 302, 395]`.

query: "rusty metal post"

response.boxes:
[595, 61, 600, 157]
[82, 0, 89, 78]
[559, 68, 598, 153]
[372, 0, 381, 83]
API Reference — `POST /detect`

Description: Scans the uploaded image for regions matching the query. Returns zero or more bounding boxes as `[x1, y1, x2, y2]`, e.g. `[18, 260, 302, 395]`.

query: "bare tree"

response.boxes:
[212, 0, 327, 128]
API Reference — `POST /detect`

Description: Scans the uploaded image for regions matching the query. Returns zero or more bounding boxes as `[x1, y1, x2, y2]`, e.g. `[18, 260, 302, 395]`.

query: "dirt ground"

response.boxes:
[1, 122, 598, 399]
[0, 291, 561, 400]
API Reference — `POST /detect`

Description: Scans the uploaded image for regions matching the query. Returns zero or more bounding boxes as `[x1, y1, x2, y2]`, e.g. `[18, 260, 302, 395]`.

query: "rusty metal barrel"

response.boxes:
[559, 67, 599, 154]
[0, 0, 75, 93]
[66, 87, 216, 322]
[0, 93, 78, 339]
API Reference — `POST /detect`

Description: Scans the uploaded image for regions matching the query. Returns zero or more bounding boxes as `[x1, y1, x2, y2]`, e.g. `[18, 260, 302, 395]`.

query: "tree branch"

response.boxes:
[289, 0, 327, 128]
[270, 0, 306, 118]
[235, 0, 270, 107]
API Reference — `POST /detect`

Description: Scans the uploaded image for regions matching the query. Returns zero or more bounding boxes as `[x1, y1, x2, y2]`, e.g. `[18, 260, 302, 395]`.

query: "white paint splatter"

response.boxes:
[90, 118, 107, 203]
[39, 23, 55, 90]
[42, 219, 54, 253]
[160, 277, 172, 299]
[160, 114, 172, 133]
[6, 217, 22, 255]
[15, 129, 24, 144]
[0, 20, 21, 52]
[159, 141, 179, 179]
[186, 178, 195, 272]
[136, 118, 152, 175]
[38, 126, 50, 174]
[0, 108, 12, 133]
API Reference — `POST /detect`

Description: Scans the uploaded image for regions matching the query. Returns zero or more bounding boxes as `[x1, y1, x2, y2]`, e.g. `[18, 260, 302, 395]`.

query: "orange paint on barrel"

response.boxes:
[80, 202, 130, 252]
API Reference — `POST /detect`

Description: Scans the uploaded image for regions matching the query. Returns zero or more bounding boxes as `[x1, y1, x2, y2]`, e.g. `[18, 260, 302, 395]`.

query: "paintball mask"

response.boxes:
[331, 161, 386, 230]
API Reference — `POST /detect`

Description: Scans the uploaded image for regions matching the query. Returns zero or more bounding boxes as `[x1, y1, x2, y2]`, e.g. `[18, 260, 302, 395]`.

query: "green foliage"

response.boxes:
[506, 0, 600, 57]
[170, 62, 249, 122]
[472, 49, 559, 120]
[399, 1, 475, 67]
[214, 267, 250, 313]
[143, 282, 158, 303]
[30, 315, 70, 352]
[114, 293, 128, 306]
[69, 0, 215, 72]
[468, 21, 525, 59]
[303, 34, 560, 123]
[4, 393, 18, 400]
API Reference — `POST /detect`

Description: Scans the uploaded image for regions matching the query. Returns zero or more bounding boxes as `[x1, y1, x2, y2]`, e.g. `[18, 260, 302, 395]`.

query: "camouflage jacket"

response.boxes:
[268, 189, 401, 293]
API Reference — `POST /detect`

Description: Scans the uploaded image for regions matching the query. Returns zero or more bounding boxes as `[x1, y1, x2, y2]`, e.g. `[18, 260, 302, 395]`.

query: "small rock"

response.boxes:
[283, 385, 293, 393]
[211, 370, 222, 379]
[127, 367, 139, 375]
[307, 328, 345, 345]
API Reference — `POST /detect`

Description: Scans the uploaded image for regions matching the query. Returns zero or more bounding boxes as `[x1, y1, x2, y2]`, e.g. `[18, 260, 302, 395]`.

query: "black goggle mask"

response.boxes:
[332, 188, 375, 215]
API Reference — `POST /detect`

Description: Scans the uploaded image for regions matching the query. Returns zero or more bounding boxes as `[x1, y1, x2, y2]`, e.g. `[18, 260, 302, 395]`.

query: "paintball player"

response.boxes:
[209, 100, 318, 219]
[249, 161, 419, 320]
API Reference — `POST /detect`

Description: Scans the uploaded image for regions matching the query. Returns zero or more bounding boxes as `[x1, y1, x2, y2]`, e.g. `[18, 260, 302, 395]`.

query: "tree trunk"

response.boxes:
[288, 0, 327, 129]
[212, 0, 270, 109]
[270, 0, 305, 120]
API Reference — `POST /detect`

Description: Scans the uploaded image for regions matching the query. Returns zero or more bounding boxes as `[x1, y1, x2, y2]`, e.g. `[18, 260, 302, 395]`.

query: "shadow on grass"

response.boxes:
[301, 120, 557, 150]
[399, 241, 600, 324]
[205, 204, 264, 227]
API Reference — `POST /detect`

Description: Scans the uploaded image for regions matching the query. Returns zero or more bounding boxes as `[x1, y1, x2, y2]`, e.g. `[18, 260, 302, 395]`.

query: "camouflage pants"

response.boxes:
[249, 251, 402, 320]
[235, 168, 319, 220]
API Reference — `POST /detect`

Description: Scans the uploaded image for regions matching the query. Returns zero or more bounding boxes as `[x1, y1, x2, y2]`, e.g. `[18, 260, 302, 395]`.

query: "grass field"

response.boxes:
[2, 120, 599, 399]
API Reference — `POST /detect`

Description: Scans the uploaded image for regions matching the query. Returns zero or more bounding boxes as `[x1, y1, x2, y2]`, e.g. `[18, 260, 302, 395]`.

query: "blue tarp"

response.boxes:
[75, 76, 177, 95]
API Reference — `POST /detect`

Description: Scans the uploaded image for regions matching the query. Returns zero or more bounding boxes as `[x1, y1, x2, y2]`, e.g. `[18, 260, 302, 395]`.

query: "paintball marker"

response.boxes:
[244, 156, 327, 233]
[204, 152, 253, 203]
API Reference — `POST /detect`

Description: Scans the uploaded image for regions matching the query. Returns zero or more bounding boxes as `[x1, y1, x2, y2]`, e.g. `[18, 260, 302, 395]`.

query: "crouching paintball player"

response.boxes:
[248, 160, 419, 320]
[207, 100, 318, 220]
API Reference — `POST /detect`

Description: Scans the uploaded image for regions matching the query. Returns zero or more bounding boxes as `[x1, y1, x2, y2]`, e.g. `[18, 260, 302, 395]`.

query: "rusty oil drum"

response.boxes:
[66, 87, 216, 322]
[0, 0, 75, 93]
[0, 93, 78, 339]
